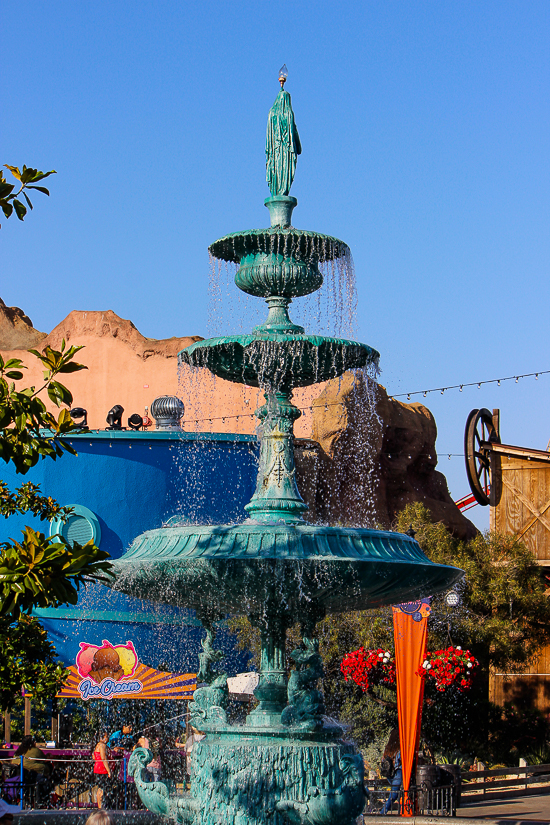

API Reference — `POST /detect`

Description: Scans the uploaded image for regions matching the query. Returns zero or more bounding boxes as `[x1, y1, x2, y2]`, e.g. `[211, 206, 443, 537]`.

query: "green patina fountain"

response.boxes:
[112, 68, 462, 825]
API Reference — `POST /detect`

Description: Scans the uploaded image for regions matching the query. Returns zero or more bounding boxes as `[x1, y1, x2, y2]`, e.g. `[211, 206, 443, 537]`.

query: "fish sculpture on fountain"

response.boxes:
[117, 66, 462, 825]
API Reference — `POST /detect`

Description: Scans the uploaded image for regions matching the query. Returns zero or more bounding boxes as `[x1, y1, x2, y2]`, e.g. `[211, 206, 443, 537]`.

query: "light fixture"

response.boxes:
[69, 407, 88, 428]
[445, 591, 460, 607]
[106, 405, 124, 430]
[128, 413, 143, 431]
[279, 64, 288, 88]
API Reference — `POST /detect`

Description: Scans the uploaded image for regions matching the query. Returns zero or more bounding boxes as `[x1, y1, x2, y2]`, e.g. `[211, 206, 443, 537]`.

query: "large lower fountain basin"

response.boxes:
[111, 523, 461, 618]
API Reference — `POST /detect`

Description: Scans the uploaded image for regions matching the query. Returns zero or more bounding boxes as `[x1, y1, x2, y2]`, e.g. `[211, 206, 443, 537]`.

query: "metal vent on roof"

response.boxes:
[151, 395, 185, 429]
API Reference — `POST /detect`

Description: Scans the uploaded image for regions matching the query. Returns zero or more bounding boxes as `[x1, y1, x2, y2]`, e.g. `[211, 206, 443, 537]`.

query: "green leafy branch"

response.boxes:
[0, 342, 88, 475]
[0, 344, 114, 621]
[0, 480, 74, 522]
[0, 526, 113, 619]
[0, 165, 56, 221]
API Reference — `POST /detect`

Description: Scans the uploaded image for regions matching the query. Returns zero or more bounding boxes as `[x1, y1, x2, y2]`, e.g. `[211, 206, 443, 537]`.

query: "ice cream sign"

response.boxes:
[75, 640, 142, 700]
[58, 640, 197, 701]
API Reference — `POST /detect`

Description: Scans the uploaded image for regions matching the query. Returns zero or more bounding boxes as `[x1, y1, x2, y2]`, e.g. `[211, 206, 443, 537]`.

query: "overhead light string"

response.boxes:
[386, 369, 548, 401]
[175, 368, 548, 427]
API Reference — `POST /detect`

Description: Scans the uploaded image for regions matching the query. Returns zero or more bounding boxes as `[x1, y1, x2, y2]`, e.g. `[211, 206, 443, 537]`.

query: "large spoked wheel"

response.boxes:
[464, 408, 500, 506]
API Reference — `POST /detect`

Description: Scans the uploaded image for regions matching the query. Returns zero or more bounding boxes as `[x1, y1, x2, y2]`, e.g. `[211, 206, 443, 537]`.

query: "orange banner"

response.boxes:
[393, 601, 429, 817]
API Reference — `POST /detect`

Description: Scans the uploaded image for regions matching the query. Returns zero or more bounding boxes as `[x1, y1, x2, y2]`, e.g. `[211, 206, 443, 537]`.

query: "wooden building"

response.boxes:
[488, 412, 550, 711]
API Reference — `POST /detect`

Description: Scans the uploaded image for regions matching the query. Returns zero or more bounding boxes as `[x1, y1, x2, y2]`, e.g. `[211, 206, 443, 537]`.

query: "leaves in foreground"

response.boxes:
[0, 343, 88, 475]
[0, 165, 56, 223]
[0, 527, 113, 619]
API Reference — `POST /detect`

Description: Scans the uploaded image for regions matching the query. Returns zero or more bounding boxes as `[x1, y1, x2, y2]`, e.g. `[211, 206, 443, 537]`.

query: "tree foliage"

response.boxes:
[0, 343, 113, 619]
[0, 164, 55, 223]
[0, 345, 86, 474]
[0, 615, 66, 713]
[229, 502, 550, 762]
[0, 343, 113, 710]
[0, 526, 113, 618]
[395, 502, 550, 675]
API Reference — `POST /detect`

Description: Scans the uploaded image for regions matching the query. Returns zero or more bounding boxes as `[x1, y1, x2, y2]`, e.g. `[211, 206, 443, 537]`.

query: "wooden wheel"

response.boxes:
[464, 408, 499, 506]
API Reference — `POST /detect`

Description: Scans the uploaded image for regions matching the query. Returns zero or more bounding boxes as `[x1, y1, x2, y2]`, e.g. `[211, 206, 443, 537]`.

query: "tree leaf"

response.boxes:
[58, 361, 87, 374]
[22, 192, 33, 211]
[26, 186, 50, 196]
[20, 167, 38, 184]
[0, 182, 14, 198]
[4, 165, 21, 181]
[29, 170, 56, 182]
[13, 199, 27, 221]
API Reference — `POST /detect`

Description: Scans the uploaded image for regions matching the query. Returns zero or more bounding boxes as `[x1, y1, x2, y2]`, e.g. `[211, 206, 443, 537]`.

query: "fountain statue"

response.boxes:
[111, 69, 462, 825]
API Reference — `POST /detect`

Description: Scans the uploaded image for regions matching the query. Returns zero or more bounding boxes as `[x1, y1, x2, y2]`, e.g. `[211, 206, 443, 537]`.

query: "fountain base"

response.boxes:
[130, 730, 366, 825]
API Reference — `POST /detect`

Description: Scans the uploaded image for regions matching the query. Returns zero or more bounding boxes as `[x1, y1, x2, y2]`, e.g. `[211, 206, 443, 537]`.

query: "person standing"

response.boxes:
[380, 729, 402, 815]
[93, 731, 113, 809]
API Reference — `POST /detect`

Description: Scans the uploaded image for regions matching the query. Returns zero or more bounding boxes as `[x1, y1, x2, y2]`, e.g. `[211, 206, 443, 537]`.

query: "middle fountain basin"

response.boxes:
[179, 333, 379, 389]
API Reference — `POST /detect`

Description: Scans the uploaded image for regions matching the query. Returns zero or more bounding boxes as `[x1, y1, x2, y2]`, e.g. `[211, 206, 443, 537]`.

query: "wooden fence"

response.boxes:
[461, 763, 550, 800]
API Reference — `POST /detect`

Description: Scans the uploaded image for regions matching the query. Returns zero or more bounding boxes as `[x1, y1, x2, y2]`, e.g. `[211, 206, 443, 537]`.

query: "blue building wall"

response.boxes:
[1, 430, 259, 672]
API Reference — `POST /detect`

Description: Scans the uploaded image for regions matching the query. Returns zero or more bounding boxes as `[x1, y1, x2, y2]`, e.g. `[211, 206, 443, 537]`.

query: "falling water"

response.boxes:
[207, 236, 358, 339]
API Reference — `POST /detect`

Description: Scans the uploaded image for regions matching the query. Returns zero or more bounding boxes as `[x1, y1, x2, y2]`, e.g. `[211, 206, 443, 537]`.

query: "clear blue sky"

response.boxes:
[3, 1, 549, 529]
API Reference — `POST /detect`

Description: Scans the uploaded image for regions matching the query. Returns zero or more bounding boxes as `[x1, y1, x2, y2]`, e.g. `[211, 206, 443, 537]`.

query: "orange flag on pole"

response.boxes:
[392, 600, 430, 817]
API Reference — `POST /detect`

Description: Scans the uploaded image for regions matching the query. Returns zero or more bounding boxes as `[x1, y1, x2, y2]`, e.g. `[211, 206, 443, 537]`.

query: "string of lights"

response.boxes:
[388, 369, 549, 401]
[175, 367, 549, 428]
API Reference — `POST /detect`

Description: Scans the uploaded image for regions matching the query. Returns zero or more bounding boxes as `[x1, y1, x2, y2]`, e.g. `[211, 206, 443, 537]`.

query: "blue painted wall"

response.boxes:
[1, 430, 259, 671]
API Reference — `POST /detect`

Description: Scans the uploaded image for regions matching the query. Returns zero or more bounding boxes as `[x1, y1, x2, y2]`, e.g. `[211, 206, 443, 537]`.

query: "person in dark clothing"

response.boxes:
[11, 735, 52, 805]
[11, 736, 51, 776]
[381, 728, 402, 815]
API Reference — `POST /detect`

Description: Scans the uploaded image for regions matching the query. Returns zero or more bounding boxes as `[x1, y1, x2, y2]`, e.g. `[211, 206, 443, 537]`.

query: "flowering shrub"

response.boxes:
[417, 646, 479, 692]
[341, 647, 396, 692]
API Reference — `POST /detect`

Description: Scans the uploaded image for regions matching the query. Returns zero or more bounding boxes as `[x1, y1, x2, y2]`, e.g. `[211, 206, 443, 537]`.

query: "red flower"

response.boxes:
[341, 647, 396, 692]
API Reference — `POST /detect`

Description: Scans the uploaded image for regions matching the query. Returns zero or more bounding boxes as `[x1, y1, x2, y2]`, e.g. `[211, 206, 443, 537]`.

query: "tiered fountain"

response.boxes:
[112, 69, 461, 825]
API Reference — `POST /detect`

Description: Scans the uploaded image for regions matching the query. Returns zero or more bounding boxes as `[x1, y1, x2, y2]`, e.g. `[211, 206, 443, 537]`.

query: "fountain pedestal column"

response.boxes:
[247, 611, 289, 728]
[245, 391, 307, 524]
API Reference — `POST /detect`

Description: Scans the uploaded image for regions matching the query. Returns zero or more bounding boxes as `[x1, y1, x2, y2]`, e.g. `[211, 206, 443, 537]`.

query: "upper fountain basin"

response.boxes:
[209, 227, 350, 265]
[210, 228, 351, 301]
[179, 333, 379, 390]
[109, 522, 462, 618]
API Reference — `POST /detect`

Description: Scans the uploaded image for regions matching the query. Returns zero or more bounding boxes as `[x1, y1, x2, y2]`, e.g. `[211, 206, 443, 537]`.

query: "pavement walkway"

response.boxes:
[456, 792, 550, 822]
[361, 792, 550, 824]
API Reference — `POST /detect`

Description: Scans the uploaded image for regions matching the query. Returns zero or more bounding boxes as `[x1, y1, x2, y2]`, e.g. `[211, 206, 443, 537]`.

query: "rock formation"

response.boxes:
[0, 300, 476, 538]
[0, 298, 47, 350]
[297, 371, 476, 540]
[0, 307, 205, 429]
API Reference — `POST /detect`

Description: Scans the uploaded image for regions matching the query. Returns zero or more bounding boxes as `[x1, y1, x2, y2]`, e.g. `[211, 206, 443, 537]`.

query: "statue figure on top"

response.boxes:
[266, 65, 301, 197]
